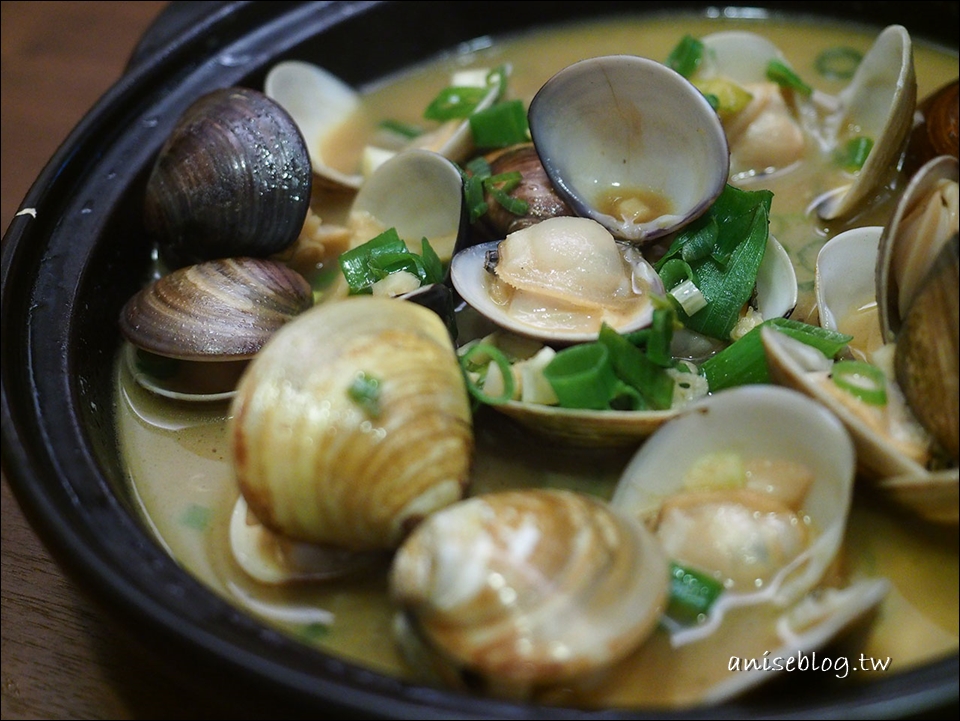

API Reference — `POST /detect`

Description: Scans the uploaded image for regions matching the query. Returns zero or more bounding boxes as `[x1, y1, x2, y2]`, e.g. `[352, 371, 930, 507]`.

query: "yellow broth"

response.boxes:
[116, 11, 959, 710]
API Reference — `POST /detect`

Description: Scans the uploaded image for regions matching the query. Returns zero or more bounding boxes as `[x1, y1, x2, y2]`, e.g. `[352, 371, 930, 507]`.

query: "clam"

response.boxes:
[264, 60, 365, 191]
[528, 55, 729, 244]
[229, 296, 474, 551]
[474, 143, 574, 240]
[265, 60, 500, 190]
[611, 385, 862, 642]
[904, 78, 959, 177]
[347, 148, 467, 263]
[144, 87, 312, 268]
[813, 25, 917, 220]
[388, 488, 669, 699]
[119, 257, 313, 401]
[450, 216, 664, 344]
[877, 155, 959, 341]
[693, 30, 807, 182]
[229, 495, 384, 585]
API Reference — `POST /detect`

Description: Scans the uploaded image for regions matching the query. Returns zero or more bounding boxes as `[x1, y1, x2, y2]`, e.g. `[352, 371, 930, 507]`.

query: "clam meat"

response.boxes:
[450, 216, 663, 343]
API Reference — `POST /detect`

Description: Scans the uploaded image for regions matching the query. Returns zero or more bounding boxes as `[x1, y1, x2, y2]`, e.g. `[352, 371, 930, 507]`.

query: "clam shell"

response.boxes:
[264, 60, 364, 191]
[612, 385, 856, 614]
[348, 148, 467, 263]
[876, 155, 959, 342]
[815, 25, 917, 220]
[389, 488, 669, 696]
[229, 296, 474, 550]
[528, 55, 729, 243]
[119, 257, 313, 361]
[144, 87, 312, 267]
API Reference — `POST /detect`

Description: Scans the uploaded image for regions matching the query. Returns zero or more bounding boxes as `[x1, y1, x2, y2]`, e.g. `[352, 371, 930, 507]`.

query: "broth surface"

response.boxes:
[116, 11, 959, 710]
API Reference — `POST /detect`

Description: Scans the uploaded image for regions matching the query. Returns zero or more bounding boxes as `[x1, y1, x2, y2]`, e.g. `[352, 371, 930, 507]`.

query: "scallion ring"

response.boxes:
[460, 343, 515, 405]
[831, 360, 887, 405]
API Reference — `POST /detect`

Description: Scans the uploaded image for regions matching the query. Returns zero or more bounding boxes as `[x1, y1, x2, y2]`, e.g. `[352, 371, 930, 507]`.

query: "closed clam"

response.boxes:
[528, 55, 729, 244]
[904, 78, 959, 177]
[389, 488, 669, 699]
[144, 87, 312, 268]
[229, 296, 474, 551]
[118, 257, 313, 402]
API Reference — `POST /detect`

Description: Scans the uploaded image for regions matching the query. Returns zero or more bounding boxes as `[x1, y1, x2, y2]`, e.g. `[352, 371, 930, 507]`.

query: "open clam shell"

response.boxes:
[389, 488, 669, 699]
[611, 385, 857, 621]
[264, 60, 365, 191]
[528, 55, 729, 244]
[348, 148, 467, 263]
[876, 154, 959, 342]
[815, 25, 917, 220]
[762, 326, 958, 524]
[450, 217, 664, 345]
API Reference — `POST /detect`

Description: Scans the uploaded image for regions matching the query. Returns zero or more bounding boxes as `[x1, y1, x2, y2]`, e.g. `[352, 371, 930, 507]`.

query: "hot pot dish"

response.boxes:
[5, 2, 958, 717]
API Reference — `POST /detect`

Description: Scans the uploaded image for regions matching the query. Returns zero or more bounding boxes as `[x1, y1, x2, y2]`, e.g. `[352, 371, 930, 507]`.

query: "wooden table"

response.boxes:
[1, 3, 237, 717]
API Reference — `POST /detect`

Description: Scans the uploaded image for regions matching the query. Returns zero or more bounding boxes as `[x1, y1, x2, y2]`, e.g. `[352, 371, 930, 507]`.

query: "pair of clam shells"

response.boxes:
[389, 386, 885, 702]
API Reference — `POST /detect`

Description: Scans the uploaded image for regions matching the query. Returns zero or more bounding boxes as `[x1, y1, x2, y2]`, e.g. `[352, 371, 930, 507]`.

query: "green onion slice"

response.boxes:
[766, 59, 812, 97]
[423, 85, 490, 121]
[666, 562, 725, 626]
[348, 372, 382, 418]
[836, 136, 874, 171]
[815, 47, 863, 80]
[460, 343, 515, 406]
[469, 99, 530, 149]
[543, 343, 621, 410]
[666, 35, 705, 78]
[831, 360, 887, 405]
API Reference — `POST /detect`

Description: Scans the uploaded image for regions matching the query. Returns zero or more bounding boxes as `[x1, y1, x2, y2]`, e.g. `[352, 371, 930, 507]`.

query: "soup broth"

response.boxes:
[116, 10, 959, 710]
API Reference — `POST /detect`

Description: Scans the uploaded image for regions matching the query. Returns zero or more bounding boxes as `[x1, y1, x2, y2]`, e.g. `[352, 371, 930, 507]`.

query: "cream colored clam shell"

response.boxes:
[389, 488, 669, 697]
[612, 384, 856, 611]
[229, 296, 474, 550]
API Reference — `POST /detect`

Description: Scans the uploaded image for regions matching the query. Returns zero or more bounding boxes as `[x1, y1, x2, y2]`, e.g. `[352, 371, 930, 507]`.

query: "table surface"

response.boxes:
[0, 3, 237, 718]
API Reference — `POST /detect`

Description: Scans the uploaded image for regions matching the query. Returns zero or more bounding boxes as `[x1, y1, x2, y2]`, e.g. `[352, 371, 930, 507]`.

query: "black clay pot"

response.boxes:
[2, 2, 958, 718]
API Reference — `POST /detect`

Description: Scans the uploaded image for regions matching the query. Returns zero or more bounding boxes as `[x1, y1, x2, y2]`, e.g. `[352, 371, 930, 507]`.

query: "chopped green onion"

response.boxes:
[543, 343, 621, 410]
[423, 85, 490, 121]
[831, 360, 887, 405]
[666, 562, 724, 626]
[656, 185, 773, 340]
[646, 304, 677, 368]
[701, 318, 853, 392]
[666, 34, 705, 78]
[460, 343, 515, 406]
[766, 59, 812, 97]
[598, 324, 675, 410]
[338, 229, 443, 294]
[348, 372, 382, 417]
[669, 278, 708, 316]
[815, 47, 863, 80]
[377, 119, 423, 139]
[836, 136, 874, 171]
[483, 171, 530, 216]
[469, 99, 530, 148]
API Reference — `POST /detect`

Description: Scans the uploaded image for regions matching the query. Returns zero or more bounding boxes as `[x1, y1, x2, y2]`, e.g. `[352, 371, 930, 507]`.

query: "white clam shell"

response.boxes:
[349, 148, 466, 262]
[229, 296, 474, 550]
[611, 385, 856, 617]
[389, 488, 669, 697]
[229, 496, 384, 584]
[264, 60, 365, 190]
[528, 55, 729, 243]
[815, 25, 917, 220]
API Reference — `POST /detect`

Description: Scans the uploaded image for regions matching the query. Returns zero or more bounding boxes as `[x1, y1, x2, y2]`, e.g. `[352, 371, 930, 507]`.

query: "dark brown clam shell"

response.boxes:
[144, 87, 312, 268]
[477, 143, 573, 239]
[905, 79, 959, 177]
[119, 257, 313, 361]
